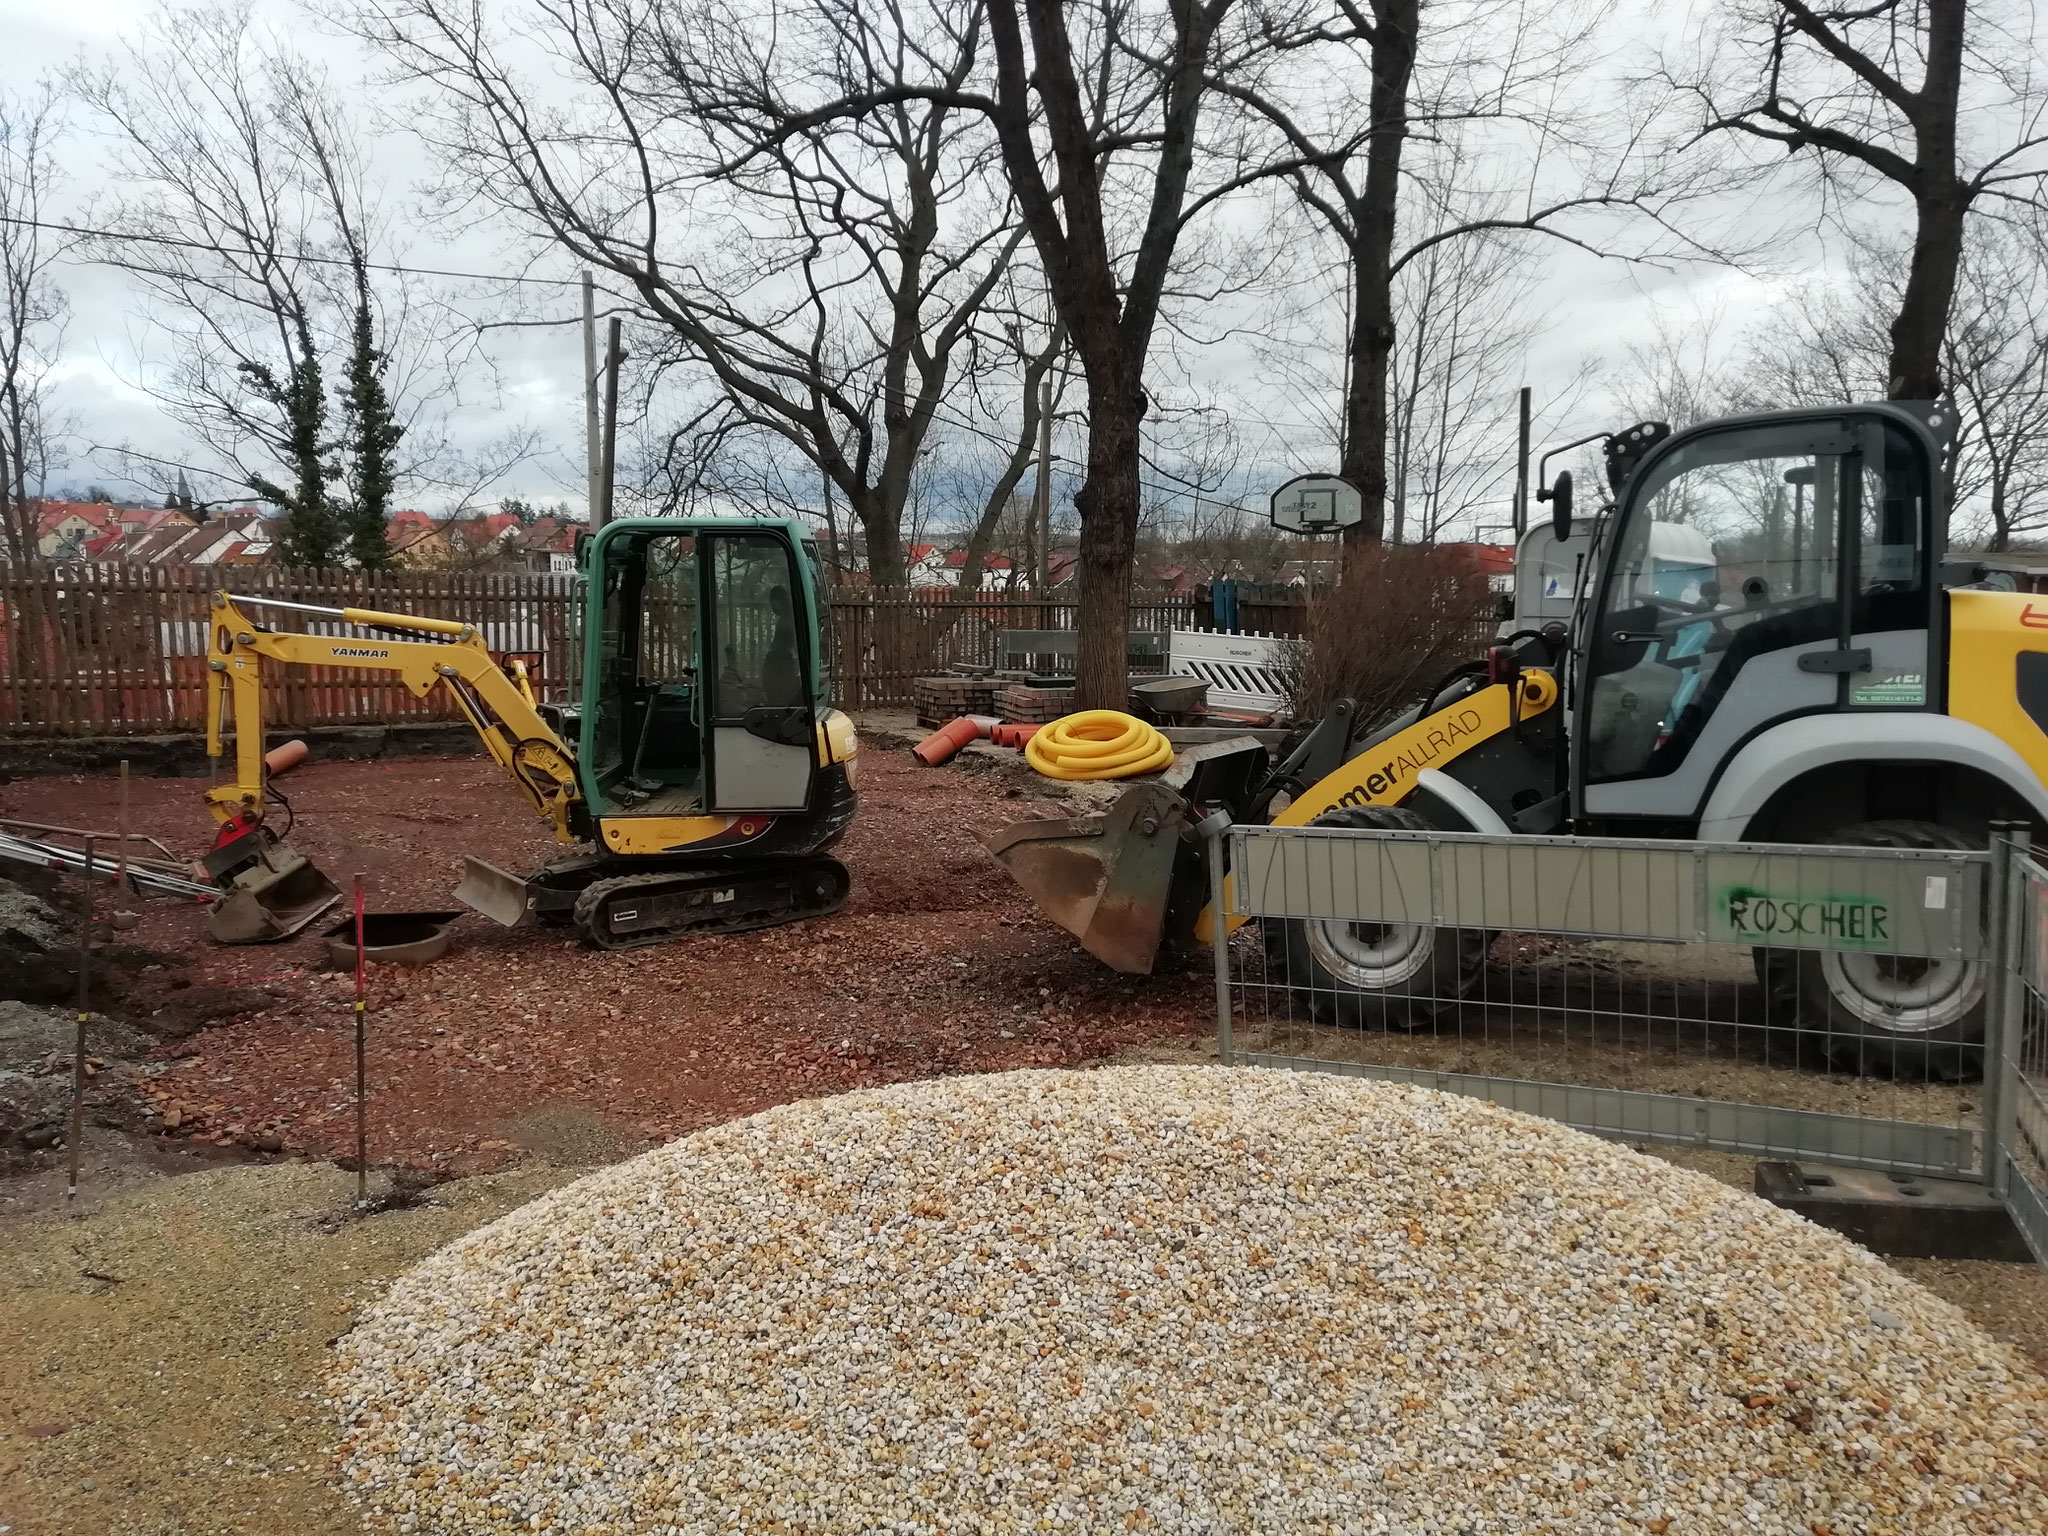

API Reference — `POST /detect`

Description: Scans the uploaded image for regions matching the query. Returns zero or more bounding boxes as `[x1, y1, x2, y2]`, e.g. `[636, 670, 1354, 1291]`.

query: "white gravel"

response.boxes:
[333, 1065, 2048, 1534]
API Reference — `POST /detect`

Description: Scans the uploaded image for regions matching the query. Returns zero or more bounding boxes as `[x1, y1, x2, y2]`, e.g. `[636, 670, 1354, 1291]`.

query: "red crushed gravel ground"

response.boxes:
[0, 737, 1206, 1172]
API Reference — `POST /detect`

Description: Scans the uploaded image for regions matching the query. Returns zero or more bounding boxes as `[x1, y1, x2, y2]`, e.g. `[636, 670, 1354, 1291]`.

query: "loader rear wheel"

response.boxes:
[1269, 805, 1486, 1031]
[1756, 819, 1985, 1081]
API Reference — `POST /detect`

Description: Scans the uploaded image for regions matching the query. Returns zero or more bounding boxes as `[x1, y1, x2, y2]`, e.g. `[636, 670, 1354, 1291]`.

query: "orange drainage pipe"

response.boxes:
[988, 722, 1041, 749]
[264, 739, 311, 777]
[912, 717, 983, 766]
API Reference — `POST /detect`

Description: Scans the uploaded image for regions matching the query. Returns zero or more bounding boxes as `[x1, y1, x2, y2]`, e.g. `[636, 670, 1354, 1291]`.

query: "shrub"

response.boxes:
[1283, 544, 1496, 727]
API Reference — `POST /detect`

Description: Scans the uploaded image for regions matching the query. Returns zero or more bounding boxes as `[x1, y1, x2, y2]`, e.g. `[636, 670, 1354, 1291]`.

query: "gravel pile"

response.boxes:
[333, 1066, 2048, 1533]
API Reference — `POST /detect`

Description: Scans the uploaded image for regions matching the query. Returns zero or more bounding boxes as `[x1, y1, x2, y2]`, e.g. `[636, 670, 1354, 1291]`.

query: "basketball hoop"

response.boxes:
[1269, 475, 1363, 535]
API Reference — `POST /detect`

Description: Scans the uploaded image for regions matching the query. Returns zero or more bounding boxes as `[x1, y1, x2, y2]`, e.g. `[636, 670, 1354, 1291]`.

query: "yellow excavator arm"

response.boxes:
[203, 591, 584, 842]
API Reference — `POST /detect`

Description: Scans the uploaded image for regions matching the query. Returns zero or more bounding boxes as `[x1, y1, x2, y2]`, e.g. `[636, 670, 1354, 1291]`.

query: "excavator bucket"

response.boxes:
[207, 840, 342, 944]
[980, 781, 1192, 975]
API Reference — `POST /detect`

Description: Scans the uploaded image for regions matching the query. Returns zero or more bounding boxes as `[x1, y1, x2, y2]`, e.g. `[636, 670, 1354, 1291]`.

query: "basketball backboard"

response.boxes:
[1269, 475, 1363, 534]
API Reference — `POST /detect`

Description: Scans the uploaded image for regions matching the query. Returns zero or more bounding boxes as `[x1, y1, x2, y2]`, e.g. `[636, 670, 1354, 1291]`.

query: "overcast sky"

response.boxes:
[4, 0, 1793, 534]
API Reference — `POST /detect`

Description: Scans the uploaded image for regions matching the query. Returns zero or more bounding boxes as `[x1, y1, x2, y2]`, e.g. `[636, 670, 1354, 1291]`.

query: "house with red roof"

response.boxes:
[1437, 543, 1516, 598]
[34, 502, 126, 560]
[941, 548, 1016, 589]
[509, 515, 584, 573]
[389, 510, 534, 569]
[386, 509, 446, 565]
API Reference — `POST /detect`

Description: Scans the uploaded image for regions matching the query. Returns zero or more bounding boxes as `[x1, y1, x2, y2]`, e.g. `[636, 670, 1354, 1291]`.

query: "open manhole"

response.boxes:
[321, 911, 462, 967]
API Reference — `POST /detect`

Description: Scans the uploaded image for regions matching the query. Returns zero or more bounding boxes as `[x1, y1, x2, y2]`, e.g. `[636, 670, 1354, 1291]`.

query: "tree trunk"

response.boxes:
[0, 435, 21, 564]
[1890, 185, 1967, 399]
[1888, 0, 1966, 400]
[1, 397, 34, 564]
[1072, 364, 1144, 709]
[1341, 286, 1394, 545]
[861, 495, 909, 590]
[1987, 458, 2012, 552]
[1337, 0, 1419, 548]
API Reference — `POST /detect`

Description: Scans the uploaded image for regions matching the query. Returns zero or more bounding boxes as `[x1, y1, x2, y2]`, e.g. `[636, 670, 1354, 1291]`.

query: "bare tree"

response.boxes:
[338, 0, 1035, 593]
[1671, 0, 2048, 401]
[945, 307, 1070, 595]
[341, 0, 1255, 703]
[1216, 0, 1715, 545]
[1247, 214, 1591, 547]
[0, 81, 69, 563]
[72, 3, 516, 565]
[975, 0, 1248, 702]
[1385, 225, 1597, 543]
[1947, 217, 2048, 546]
[1738, 218, 2048, 549]
[1610, 293, 1741, 431]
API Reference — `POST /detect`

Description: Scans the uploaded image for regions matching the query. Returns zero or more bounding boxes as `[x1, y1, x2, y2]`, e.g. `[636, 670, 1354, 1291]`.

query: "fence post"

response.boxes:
[1984, 822, 2030, 1198]
[1202, 812, 1234, 1066]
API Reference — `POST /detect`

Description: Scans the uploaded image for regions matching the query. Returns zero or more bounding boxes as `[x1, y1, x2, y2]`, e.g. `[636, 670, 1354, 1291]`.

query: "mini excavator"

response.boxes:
[201, 517, 858, 949]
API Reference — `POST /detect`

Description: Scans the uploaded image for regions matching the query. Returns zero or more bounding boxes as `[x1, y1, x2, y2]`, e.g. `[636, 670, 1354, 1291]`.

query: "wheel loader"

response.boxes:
[202, 517, 858, 949]
[986, 399, 2048, 1077]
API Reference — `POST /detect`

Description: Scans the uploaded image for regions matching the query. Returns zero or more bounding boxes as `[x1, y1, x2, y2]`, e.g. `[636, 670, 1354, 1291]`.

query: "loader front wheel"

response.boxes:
[1269, 805, 1485, 1031]
[1757, 819, 1986, 1081]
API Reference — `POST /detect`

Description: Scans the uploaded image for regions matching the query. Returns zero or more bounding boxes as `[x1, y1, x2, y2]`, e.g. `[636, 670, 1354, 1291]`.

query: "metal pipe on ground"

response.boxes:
[67, 836, 93, 1202]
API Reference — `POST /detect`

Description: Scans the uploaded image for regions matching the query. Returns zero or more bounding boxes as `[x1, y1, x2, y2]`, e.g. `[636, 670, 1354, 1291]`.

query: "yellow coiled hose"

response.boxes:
[1024, 710, 1176, 780]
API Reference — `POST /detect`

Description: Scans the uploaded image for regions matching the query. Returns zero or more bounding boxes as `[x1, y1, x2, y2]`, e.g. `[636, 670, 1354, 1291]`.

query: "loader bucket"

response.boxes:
[980, 781, 1190, 975]
[207, 841, 342, 944]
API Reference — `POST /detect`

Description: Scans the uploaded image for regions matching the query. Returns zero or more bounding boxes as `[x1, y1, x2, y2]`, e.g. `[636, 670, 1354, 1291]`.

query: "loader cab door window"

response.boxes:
[1584, 422, 1851, 785]
[1856, 425, 1931, 632]
[706, 532, 815, 812]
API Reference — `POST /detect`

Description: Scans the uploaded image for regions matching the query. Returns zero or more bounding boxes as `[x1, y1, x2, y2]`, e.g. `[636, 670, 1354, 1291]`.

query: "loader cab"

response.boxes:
[1575, 404, 1944, 829]
[579, 518, 826, 820]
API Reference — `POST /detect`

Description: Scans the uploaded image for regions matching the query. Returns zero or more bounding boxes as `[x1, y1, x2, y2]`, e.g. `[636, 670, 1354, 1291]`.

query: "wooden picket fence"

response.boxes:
[828, 591, 1201, 711]
[0, 565, 1223, 737]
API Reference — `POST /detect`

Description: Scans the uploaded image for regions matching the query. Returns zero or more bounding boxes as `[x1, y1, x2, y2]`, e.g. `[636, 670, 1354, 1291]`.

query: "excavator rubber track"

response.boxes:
[569, 857, 851, 950]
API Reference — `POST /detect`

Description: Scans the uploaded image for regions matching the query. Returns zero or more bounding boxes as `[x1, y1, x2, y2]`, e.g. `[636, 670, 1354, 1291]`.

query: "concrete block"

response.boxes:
[1755, 1160, 2033, 1262]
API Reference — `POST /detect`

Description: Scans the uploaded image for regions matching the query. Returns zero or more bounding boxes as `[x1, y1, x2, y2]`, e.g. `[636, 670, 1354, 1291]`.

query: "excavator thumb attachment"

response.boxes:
[980, 781, 1193, 975]
[206, 835, 342, 944]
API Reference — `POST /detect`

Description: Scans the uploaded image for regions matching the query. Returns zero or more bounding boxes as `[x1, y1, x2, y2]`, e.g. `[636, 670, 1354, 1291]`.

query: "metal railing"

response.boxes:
[1208, 821, 2035, 1213]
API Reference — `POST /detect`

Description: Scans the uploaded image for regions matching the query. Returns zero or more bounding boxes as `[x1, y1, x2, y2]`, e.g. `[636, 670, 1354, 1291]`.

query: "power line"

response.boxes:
[0, 212, 587, 288]
[9, 210, 1345, 444]
[15, 210, 1388, 524]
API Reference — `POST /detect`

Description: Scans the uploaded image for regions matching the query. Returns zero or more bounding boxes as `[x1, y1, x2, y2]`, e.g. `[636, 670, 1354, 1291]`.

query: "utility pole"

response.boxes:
[582, 272, 601, 525]
[1514, 386, 1531, 538]
[597, 316, 624, 529]
[1034, 374, 1053, 591]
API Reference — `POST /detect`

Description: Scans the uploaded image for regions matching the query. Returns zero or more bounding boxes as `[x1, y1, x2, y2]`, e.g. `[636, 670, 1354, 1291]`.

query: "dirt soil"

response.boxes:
[0, 730, 1208, 1176]
[1, 1154, 580, 1536]
[2, 728, 2044, 1535]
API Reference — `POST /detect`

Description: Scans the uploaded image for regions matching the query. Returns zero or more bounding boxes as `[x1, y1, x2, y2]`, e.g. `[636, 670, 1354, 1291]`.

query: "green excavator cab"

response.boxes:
[576, 518, 833, 823]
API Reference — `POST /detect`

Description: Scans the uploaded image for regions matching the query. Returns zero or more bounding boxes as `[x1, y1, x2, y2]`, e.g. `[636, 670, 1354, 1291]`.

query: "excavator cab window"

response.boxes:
[704, 531, 816, 812]
[803, 537, 834, 701]
[629, 536, 702, 790]
[589, 532, 704, 815]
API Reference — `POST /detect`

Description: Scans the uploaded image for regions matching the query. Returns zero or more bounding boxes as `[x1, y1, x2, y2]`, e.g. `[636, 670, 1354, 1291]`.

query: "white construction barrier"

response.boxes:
[1168, 629, 1301, 718]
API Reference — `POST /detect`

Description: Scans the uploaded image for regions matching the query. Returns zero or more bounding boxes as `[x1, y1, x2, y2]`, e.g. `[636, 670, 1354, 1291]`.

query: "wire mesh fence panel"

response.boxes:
[2002, 853, 2048, 1260]
[1217, 823, 1994, 1180]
